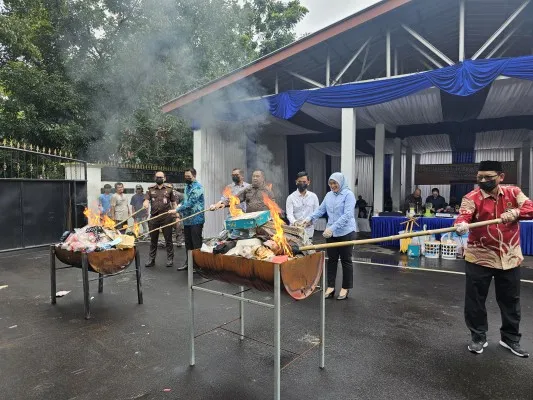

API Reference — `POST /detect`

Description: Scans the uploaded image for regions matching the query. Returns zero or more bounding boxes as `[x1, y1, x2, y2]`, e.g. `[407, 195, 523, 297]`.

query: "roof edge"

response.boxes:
[161, 0, 412, 114]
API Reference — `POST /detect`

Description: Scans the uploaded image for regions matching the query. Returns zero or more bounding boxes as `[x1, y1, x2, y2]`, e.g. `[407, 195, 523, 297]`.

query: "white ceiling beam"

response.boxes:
[459, 0, 465, 61]
[471, 0, 530, 60]
[410, 42, 443, 68]
[356, 53, 379, 81]
[284, 70, 325, 88]
[332, 37, 372, 85]
[486, 22, 523, 59]
[402, 24, 454, 66]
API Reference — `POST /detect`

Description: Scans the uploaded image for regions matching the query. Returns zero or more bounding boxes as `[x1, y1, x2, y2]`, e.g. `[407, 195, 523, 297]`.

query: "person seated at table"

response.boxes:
[355, 195, 368, 218]
[448, 196, 460, 210]
[404, 188, 423, 214]
[425, 188, 447, 213]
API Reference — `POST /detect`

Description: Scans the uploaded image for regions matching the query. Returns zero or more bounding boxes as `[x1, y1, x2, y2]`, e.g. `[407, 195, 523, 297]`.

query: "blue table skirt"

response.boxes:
[371, 216, 533, 256]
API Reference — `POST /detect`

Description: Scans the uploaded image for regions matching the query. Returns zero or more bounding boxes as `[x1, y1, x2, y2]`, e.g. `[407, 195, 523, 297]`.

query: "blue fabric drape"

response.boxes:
[264, 56, 533, 120]
[371, 216, 533, 255]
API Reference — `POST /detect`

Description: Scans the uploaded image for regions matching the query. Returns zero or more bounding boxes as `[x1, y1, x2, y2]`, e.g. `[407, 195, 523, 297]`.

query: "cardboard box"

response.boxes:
[224, 211, 270, 230]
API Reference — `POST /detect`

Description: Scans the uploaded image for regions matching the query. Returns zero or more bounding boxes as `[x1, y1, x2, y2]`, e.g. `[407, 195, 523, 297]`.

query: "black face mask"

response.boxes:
[155, 178, 164, 185]
[185, 178, 193, 184]
[296, 183, 308, 193]
[232, 176, 240, 184]
[479, 180, 497, 192]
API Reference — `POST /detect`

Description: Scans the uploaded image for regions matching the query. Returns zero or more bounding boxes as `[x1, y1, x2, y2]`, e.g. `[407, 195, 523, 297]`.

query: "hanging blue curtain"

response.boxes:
[224, 56, 533, 122]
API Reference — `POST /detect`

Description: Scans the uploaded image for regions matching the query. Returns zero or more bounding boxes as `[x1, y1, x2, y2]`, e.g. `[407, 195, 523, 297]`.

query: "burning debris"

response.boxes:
[202, 196, 312, 262]
[58, 208, 137, 253]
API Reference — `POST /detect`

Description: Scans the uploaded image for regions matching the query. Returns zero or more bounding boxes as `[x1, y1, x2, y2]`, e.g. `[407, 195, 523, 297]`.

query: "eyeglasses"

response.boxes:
[476, 174, 499, 182]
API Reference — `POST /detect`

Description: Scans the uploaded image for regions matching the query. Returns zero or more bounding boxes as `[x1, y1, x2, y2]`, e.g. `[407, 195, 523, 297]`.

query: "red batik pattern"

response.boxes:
[455, 186, 533, 269]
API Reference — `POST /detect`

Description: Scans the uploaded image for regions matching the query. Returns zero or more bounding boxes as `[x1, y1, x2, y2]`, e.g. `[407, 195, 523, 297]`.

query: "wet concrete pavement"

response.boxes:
[1, 242, 533, 400]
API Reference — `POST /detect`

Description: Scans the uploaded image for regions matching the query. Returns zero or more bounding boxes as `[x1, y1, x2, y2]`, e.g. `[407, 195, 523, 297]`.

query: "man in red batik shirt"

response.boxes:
[455, 160, 533, 357]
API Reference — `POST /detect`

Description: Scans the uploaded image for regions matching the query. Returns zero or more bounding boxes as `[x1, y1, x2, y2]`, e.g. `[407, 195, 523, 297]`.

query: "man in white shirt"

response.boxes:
[286, 171, 319, 239]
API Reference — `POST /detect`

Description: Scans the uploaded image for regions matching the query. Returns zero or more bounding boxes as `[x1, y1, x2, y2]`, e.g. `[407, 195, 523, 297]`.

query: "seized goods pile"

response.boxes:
[57, 208, 138, 253]
[202, 193, 313, 262]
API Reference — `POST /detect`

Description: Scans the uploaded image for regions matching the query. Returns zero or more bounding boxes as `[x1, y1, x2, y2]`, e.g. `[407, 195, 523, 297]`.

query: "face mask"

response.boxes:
[232, 176, 240, 184]
[297, 183, 308, 192]
[432, 193, 438, 197]
[479, 180, 497, 192]
[155, 178, 164, 185]
[185, 178, 193, 184]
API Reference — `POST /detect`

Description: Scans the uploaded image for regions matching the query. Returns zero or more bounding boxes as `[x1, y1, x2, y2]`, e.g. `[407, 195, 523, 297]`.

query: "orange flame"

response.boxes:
[83, 207, 117, 229]
[223, 187, 244, 218]
[261, 193, 293, 257]
[133, 222, 140, 237]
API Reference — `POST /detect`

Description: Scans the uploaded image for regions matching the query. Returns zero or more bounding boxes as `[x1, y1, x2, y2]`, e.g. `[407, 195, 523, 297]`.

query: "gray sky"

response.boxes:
[295, 0, 381, 36]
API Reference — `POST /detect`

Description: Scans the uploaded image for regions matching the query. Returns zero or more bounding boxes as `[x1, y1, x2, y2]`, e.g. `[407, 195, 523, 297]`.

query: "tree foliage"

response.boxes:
[0, 0, 308, 165]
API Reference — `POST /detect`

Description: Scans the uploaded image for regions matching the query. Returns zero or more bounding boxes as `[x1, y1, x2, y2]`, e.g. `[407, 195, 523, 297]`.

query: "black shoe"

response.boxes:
[166, 261, 174, 268]
[468, 340, 488, 354]
[336, 289, 350, 300]
[499, 340, 529, 357]
[176, 264, 188, 271]
[145, 260, 155, 268]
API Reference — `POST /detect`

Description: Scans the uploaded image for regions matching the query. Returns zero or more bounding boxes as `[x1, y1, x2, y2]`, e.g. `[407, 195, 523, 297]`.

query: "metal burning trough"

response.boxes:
[54, 246, 136, 275]
[193, 250, 324, 300]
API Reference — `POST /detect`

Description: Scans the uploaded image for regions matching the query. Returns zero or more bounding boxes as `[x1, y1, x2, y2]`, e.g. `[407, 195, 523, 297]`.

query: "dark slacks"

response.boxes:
[465, 261, 521, 343]
[184, 224, 204, 250]
[148, 215, 174, 262]
[326, 231, 356, 289]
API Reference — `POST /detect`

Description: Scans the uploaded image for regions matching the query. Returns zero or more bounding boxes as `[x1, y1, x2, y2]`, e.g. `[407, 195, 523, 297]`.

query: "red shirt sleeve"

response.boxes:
[454, 195, 475, 225]
[514, 188, 533, 220]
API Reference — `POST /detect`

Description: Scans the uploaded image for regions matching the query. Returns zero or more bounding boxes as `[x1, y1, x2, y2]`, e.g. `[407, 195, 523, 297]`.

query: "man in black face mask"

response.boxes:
[211, 168, 250, 214]
[286, 171, 319, 239]
[454, 160, 533, 357]
[143, 171, 176, 268]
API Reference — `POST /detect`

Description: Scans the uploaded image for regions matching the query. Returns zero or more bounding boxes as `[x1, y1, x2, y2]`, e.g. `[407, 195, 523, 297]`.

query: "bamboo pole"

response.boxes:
[298, 218, 502, 252]
[144, 209, 211, 236]
[121, 210, 171, 231]
[114, 207, 147, 228]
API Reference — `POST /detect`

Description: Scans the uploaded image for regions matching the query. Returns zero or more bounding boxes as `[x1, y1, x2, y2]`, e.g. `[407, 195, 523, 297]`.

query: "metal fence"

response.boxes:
[0, 142, 87, 252]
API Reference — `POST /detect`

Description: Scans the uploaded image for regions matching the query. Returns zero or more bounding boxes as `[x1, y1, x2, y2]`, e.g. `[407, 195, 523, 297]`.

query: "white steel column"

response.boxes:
[373, 124, 385, 213]
[193, 128, 206, 182]
[341, 108, 357, 193]
[405, 145, 413, 200]
[459, 0, 465, 62]
[392, 138, 402, 211]
[326, 49, 331, 86]
[521, 140, 531, 196]
[386, 30, 391, 77]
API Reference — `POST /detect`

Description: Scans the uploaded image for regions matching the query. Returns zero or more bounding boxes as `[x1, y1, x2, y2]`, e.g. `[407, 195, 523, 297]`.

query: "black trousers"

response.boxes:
[465, 261, 521, 343]
[148, 215, 174, 262]
[184, 224, 204, 250]
[326, 231, 356, 289]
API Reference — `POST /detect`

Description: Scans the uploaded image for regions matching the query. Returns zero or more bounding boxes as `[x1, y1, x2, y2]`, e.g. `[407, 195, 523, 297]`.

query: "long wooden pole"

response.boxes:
[114, 207, 147, 228]
[144, 209, 211, 236]
[299, 218, 502, 252]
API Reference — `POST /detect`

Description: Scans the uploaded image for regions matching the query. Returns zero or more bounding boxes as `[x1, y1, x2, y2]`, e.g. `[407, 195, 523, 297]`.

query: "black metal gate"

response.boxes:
[0, 142, 87, 251]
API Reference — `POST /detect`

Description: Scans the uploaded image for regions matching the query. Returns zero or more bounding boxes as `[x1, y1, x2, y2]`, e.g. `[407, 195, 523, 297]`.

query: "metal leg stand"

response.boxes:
[81, 253, 91, 319]
[239, 286, 245, 340]
[320, 254, 326, 369]
[135, 248, 143, 304]
[274, 264, 281, 400]
[50, 246, 57, 305]
[188, 250, 195, 366]
[98, 273, 103, 293]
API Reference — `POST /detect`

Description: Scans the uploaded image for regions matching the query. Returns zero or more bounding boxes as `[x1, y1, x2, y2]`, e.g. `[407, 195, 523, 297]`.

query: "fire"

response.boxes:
[261, 193, 293, 257]
[223, 187, 244, 218]
[133, 222, 140, 237]
[83, 207, 117, 229]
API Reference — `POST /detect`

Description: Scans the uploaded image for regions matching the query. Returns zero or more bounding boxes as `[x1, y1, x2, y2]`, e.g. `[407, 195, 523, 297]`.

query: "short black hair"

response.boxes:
[431, 188, 439, 193]
[184, 168, 197, 177]
[103, 184, 112, 189]
[232, 168, 243, 174]
[296, 171, 309, 180]
[114, 182, 123, 188]
[252, 169, 265, 177]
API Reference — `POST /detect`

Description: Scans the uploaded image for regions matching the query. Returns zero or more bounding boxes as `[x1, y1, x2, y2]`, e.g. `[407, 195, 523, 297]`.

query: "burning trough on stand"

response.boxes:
[188, 192, 326, 400]
[51, 207, 143, 319]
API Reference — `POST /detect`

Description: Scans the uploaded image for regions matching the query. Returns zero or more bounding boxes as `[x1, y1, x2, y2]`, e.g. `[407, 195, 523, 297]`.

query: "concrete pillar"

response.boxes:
[392, 138, 402, 211]
[405, 145, 413, 200]
[514, 147, 522, 185]
[341, 108, 357, 193]
[373, 124, 385, 213]
[193, 128, 206, 182]
[521, 140, 530, 196]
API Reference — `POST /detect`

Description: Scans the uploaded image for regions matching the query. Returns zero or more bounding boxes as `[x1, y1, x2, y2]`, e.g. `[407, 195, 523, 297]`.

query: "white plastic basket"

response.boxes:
[424, 241, 441, 258]
[440, 233, 458, 260]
